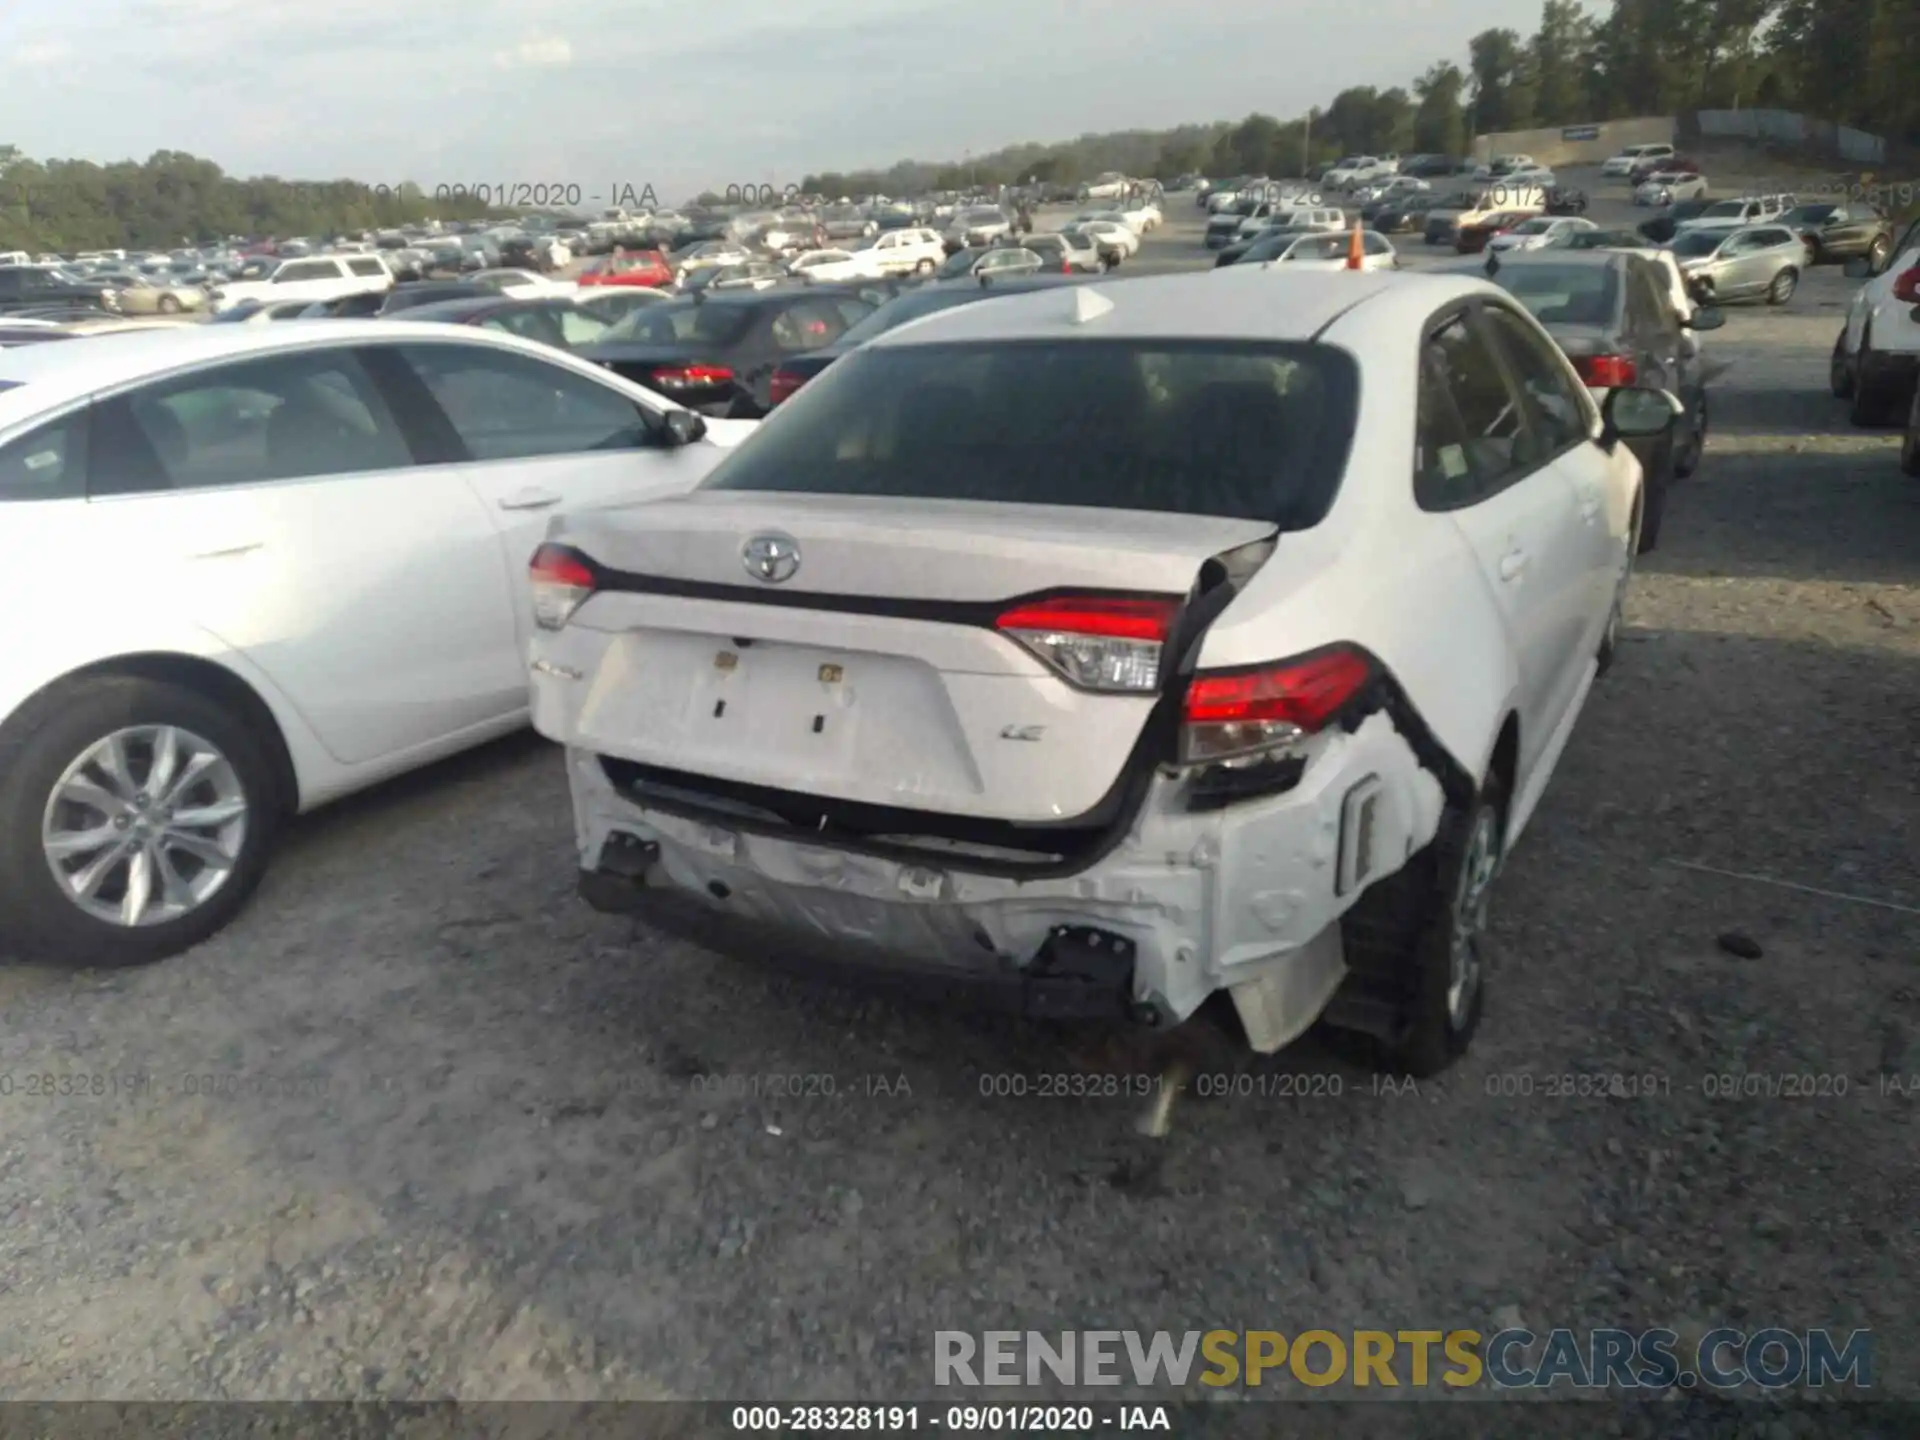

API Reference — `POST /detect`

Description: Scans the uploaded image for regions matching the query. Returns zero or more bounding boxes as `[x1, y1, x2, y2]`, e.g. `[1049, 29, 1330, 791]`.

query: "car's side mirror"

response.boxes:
[662, 408, 707, 446]
[1684, 306, 1725, 331]
[1601, 385, 1684, 444]
[1843, 257, 1872, 279]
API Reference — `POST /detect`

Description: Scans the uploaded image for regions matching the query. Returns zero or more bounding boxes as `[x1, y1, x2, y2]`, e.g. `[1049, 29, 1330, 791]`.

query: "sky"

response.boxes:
[1, 0, 1565, 202]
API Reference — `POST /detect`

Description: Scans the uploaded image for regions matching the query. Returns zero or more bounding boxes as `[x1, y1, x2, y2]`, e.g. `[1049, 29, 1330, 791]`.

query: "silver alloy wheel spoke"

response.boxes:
[41, 724, 249, 928]
[1447, 811, 1498, 1029]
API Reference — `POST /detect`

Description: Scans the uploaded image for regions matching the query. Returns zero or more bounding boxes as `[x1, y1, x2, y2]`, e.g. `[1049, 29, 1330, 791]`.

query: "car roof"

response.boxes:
[389, 296, 511, 322]
[867, 270, 1494, 349]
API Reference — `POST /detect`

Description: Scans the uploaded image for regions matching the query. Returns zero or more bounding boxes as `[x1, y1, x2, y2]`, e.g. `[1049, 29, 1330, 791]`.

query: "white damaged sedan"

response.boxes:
[527, 271, 1684, 1075]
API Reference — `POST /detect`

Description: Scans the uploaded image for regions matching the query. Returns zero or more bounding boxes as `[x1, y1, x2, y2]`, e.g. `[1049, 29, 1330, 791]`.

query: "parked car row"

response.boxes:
[0, 262, 1700, 1089]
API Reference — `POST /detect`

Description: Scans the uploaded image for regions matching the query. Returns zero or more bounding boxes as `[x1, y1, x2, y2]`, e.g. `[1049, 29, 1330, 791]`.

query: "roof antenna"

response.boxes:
[1068, 287, 1113, 324]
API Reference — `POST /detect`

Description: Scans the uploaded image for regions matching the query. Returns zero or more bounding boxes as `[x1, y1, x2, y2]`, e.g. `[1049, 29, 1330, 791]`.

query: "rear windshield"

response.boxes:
[836, 289, 990, 345]
[599, 300, 755, 346]
[699, 340, 1359, 528]
[1482, 263, 1620, 324]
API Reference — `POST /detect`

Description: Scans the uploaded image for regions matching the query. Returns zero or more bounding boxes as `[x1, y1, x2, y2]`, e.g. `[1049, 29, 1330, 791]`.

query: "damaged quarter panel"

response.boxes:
[1194, 320, 1521, 807]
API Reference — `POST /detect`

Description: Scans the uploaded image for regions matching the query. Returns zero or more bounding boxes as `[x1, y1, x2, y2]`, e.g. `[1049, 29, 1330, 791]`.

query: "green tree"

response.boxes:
[1412, 62, 1469, 154]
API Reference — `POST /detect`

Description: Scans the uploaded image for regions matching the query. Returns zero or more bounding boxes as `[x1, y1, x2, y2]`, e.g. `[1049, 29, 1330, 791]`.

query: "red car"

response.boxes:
[577, 249, 673, 288]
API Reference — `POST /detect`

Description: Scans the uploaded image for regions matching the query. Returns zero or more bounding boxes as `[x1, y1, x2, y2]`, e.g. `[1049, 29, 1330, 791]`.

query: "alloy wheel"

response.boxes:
[40, 725, 249, 928]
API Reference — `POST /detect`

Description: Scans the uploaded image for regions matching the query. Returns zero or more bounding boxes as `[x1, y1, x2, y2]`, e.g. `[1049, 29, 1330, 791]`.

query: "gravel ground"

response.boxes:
[2, 173, 1917, 1431]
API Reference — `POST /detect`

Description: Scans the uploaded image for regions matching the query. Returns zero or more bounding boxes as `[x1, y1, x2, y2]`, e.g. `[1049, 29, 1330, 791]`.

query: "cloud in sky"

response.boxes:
[0, 0, 1574, 201]
[495, 33, 572, 70]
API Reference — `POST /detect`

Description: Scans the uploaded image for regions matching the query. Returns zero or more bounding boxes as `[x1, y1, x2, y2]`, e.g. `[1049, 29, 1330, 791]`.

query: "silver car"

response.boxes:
[1667, 223, 1804, 305]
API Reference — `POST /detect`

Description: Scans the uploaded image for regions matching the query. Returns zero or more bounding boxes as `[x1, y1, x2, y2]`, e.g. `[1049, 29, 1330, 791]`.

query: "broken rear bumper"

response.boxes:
[562, 710, 1447, 1050]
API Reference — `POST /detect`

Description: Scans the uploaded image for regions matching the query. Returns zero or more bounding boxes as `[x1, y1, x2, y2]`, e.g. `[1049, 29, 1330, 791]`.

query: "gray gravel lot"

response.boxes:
[2, 168, 1918, 1427]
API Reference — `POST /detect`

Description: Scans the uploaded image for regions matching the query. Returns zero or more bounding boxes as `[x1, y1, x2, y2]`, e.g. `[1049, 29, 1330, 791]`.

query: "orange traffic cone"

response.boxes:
[1346, 218, 1365, 270]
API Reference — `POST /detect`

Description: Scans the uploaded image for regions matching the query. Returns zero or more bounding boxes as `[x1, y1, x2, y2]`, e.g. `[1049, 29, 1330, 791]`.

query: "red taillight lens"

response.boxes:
[768, 367, 805, 406]
[529, 543, 596, 631]
[1180, 646, 1373, 765]
[994, 595, 1180, 692]
[651, 363, 734, 389]
[1892, 267, 1920, 305]
[1574, 354, 1638, 388]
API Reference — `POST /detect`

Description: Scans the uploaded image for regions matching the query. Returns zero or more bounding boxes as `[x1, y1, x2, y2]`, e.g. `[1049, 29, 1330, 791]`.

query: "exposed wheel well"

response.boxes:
[16, 654, 300, 815]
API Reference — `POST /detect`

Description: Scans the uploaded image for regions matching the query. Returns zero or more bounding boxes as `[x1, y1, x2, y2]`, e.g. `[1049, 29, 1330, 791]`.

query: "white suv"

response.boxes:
[862, 228, 946, 275]
[1673, 194, 1795, 237]
[527, 271, 1681, 1076]
[1833, 212, 1920, 427]
[210, 254, 393, 312]
[1602, 143, 1675, 178]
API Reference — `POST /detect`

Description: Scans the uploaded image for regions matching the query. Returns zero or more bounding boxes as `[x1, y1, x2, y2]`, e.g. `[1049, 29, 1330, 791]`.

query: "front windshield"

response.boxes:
[1483, 263, 1619, 324]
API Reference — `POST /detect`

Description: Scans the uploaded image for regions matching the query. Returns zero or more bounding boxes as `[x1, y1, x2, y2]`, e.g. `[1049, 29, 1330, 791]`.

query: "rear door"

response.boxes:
[364, 338, 716, 651]
[1420, 307, 1592, 783]
[84, 344, 524, 765]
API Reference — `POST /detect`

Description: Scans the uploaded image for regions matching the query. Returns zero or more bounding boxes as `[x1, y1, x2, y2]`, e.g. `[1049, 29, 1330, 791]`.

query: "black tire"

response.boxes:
[1850, 330, 1905, 426]
[1337, 769, 1507, 1078]
[1596, 488, 1642, 677]
[1674, 392, 1707, 479]
[1830, 329, 1855, 398]
[1902, 383, 1920, 479]
[0, 676, 282, 966]
[914, 259, 934, 274]
[1766, 267, 1797, 305]
[1636, 435, 1673, 554]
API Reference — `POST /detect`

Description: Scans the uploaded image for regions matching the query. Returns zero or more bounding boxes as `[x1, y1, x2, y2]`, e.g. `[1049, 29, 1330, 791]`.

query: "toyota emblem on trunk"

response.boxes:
[742, 531, 801, 583]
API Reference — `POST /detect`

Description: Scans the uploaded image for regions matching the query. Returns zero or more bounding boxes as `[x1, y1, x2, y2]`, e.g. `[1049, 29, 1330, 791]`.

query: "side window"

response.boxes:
[1414, 352, 1477, 510]
[770, 300, 849, 350]
[481, 308, 564, 347]
[394, 343, 654, 461]
[347, 258, 386, 278]
[1479, 305, 1589, 454]
[1424, 311, 1540, 493]
[0, 410, 88, 502]
[89, 349, 413, 496]
[555, 307, 610, 346]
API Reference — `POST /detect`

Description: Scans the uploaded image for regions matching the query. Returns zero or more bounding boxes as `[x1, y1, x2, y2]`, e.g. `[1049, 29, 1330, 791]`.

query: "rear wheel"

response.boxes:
[914, 259, 934, 274]
[157, 293, 182, 314]
[1902, 383, 1920, 478]
[1851, 325, 1907, 426]
[1766, 267, 1798, 305]
[1636, 435, 1673, 553]
[0, 676, 282, 966]
[1336, 769, 1507, 1077]
[1830, 330, 1855, 398]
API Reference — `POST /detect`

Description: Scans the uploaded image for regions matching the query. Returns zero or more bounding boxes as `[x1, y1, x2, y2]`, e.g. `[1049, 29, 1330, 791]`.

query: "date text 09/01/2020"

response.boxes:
[332, 182, 806, 209]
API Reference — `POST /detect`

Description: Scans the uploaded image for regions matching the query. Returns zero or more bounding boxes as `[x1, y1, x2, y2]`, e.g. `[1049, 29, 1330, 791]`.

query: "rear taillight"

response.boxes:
[1573, 353, 1638, 388]
[994, 595, 1180, 693]
[530, 543, 596, 631]
[1180, 646, 1373, 766]
[768, 367, 806, 406]
[1892, 267, 1920, 305]
[651, 363, 734, 389]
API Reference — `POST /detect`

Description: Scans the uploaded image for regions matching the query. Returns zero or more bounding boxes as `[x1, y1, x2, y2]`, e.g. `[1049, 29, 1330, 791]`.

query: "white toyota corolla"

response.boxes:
[527, 271, 1683, 1075]
[0, 322, 752, 965]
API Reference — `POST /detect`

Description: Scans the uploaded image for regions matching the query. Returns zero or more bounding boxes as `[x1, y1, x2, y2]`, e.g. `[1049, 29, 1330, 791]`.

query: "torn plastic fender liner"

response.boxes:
[1327, 649, 1481, 812]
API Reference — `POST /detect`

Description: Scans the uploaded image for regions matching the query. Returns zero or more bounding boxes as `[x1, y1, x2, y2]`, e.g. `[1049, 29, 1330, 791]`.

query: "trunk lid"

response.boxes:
[552, 492, 1277, 825]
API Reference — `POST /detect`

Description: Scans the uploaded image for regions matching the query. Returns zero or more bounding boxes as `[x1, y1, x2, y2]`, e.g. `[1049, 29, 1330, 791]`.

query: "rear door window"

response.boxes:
[0, 410, 88, 501]
[700, 339, 1359, 528]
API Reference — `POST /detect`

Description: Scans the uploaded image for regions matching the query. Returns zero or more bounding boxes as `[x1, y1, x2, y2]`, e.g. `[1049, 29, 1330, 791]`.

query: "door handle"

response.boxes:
[188, 540, 264, 560]
[1498, 549, 1528, 581]
[498, 488, 561, 511]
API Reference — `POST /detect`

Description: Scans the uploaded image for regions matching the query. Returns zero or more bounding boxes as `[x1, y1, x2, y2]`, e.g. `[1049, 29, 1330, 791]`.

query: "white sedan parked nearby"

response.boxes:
[527, 270, 1683, 1076]
[0, 323, 756, 965]
[1634, 171, 1709, 206]
[787, 249, 883, 283]
[1486, 216, 1598, 253]
[1256, 229, 1400, 270]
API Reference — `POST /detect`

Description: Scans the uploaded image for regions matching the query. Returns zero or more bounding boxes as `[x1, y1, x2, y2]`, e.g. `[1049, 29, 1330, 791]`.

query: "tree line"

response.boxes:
[0, 146, 502, 254]
[799, 0, 1918, 196]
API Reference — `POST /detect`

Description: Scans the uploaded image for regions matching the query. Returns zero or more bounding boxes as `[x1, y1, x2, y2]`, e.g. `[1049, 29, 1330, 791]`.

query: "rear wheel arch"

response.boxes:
[2, 654, 301, 817]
